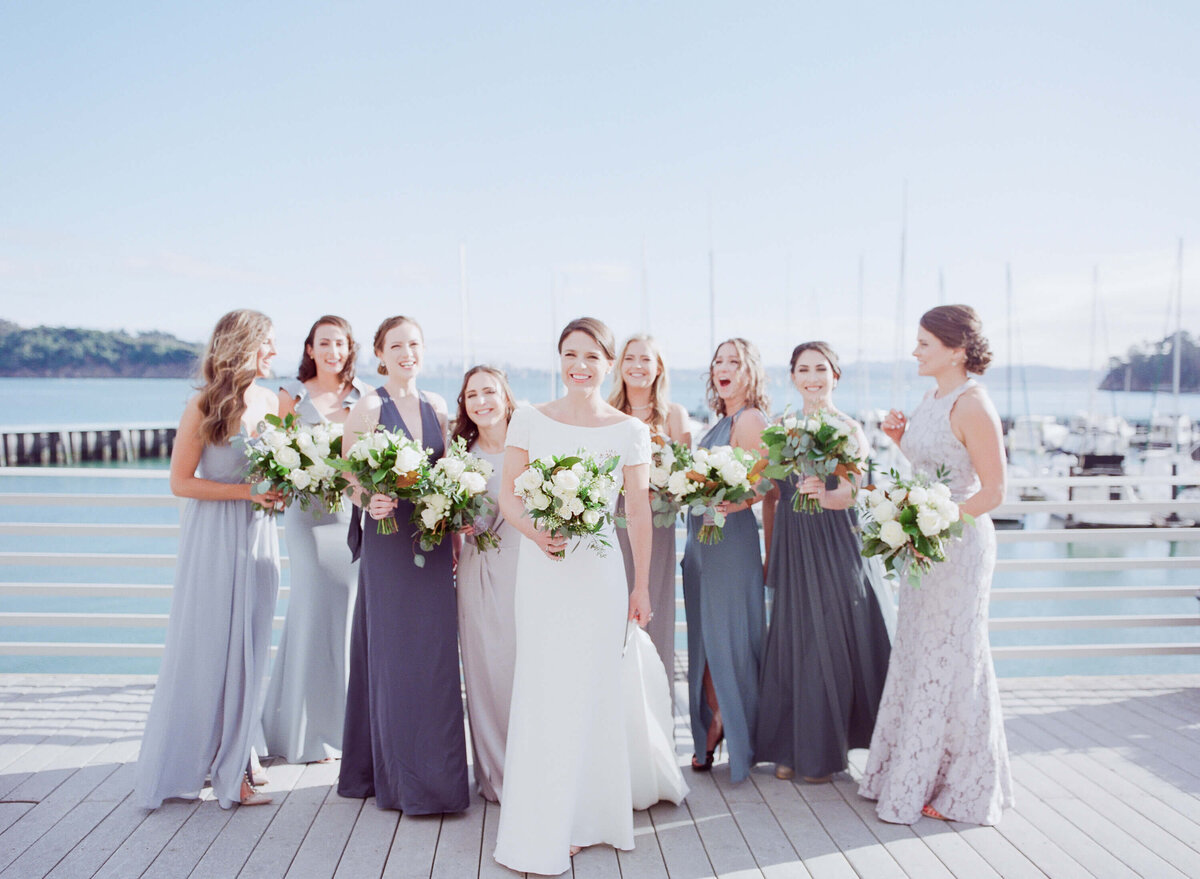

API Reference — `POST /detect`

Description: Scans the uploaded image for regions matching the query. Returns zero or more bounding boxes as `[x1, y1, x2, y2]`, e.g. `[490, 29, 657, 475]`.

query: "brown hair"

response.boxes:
[196, 309, 273, 445]
[789, 340, 841, 379]
[557, 316, 616, 361]
[373, 315, 423, 376]
[706, 337, 771, 417]
[296, 315, 358, 385]
[451, 365, 518, 448]
[920, 305, 993, 373]
[608, 334, 671, 431]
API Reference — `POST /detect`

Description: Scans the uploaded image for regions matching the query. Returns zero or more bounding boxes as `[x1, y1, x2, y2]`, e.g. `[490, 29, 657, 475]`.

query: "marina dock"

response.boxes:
[0, 426, 176, 467]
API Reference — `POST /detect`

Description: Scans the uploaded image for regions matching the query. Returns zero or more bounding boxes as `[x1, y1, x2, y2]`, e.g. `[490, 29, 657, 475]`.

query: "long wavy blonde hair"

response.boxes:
[706, 337, 771, 417]
[609, 334, 671, 432]
[196, 309, 272, 445]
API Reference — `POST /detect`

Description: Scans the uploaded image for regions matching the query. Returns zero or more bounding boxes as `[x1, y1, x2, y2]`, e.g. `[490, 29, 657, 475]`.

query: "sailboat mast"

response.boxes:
[857, 254, 866, 415]
[1088, 266, 1098, 418]
[1173, 238, 1183, 448]
[459, 243, 471, 373]
[640, 240, 650, 333]
[1006, 263, 1013, 422]
[890, 182, 908, 402]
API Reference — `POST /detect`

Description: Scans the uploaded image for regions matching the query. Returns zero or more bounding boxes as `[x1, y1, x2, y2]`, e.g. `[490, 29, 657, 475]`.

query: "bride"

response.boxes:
[493, 317, 684, 875]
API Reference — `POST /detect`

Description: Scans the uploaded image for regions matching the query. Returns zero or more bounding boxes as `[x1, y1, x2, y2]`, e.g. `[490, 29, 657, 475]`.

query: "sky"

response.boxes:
[1, 2, 1198, 373]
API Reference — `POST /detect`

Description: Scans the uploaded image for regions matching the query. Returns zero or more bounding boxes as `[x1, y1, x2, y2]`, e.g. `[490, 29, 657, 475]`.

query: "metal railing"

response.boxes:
[1, 467, 1198, 663]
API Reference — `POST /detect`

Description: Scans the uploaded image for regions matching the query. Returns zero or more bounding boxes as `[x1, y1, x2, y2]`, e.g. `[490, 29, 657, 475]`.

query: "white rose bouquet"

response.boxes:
[409, 437, 500, 563]
[670, 444, 765, 544]
[513, 451, 619, 557]
[244, 414, 349, 515]
[859, 466, 974, 587]
[761, 409, 864, 514]
[333, 428, 429, 535]
[646, 434, 694, 528]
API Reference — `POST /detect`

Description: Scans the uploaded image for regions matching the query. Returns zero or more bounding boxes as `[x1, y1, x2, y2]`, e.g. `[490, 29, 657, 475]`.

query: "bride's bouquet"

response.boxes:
[646, 435, 694, 528]
[410, 437, 500, 563]
[761, 409, 864, 514]
[334, 428, 429, 534]
[859, 466, 973, 587]
[668, 444, 764, 544]
[513, 451, 619, 557]
[244, 414, 347, 515]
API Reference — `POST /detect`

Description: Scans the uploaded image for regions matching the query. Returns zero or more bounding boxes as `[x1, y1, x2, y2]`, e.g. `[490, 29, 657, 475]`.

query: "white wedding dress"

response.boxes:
[494, 406, 687, 876]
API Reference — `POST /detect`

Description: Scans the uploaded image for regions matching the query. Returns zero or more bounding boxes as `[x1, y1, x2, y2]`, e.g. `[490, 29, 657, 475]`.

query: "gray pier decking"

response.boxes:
[1, 673, 1199, 878]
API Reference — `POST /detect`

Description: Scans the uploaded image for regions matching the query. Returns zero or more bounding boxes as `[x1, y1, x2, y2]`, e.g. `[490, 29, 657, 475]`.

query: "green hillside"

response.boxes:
[0, 320, 202, 378]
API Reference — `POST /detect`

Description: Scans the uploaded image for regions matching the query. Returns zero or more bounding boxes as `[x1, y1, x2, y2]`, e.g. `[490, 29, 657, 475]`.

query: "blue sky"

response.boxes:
[2, 2, 1197, 371]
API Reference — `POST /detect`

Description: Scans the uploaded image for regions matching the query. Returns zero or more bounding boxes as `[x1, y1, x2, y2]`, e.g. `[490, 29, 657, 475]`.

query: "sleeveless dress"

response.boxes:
[336, 389, 469, 814]
[755, 474, 892, 778]
[680, 408, 765, 783]
[455, 445, 519, 802]
[261, 378, 366, 764]
[134, 435, 280, 810]
[616, 470, 679, 710]
[494, 406, 685, 876]
[858, 379, 1014, 825]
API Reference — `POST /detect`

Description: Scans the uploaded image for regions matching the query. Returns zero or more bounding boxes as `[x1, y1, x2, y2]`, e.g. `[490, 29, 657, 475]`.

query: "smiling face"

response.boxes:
[252, 328, 277, 378]
[307, 323, 349, 379]
[463, 370, 507, 431]
[378, 321, 423, 379]
[913, 325, 963, 377]
[559, 330, 612, 392]
[791, 348, 837, 409]
[710, 341, 748, 402]
[620, 339, 659, 390]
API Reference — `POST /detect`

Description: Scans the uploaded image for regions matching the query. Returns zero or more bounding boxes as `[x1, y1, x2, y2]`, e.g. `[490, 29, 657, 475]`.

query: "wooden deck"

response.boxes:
[1, 674, 1198, 878]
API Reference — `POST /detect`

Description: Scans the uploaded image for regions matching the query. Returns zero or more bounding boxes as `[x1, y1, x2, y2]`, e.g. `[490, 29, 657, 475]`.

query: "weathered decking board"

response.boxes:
[0, 674, 1197, 878]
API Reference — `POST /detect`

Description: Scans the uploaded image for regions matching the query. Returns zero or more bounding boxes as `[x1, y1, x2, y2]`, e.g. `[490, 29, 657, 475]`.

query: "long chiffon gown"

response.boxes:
[858, 379, 1014, 825]
[755, 477, 892, 779]
[680, 409, 765, 783]
[336, 389, 469, 814]
[135, 436, 280, 810]
[261, 378, 365, 764]
[494, 406, 684, 876]
[456, 445, 518, 802]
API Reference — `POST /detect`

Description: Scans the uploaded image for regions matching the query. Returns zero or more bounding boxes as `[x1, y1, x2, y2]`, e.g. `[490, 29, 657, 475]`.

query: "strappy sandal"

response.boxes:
[239, 772, 272, 806]
[921, 804, 949, 821]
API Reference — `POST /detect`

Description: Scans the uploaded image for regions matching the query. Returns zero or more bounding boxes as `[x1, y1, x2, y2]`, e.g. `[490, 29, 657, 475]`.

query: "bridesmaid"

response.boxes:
[755, 341, 891, 783]
[609, 334, 691, 707]
[336, 315, 469, 814]
[858, 305, 1013, 825]
[134, 309, 283, 809]
[680, 338, 769, 782]
[452, 365, 520, 802]
[261, 315, 368, 764]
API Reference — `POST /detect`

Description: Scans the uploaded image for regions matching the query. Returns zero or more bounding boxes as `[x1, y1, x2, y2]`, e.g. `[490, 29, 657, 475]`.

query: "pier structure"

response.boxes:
[0, 425, 176, 466]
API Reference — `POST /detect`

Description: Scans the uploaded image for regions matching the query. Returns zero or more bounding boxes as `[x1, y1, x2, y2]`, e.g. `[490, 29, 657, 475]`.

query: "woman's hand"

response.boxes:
[628, 587, 652, 628]
[531, 526, 568, 560]
[367, 493, 398, 521]
[457, 524, 476, 537]
[250, 486, 285, 510]
[881, 409, 907, 446]
[797, 476, 825, 499]
[715, 499, 749, 516]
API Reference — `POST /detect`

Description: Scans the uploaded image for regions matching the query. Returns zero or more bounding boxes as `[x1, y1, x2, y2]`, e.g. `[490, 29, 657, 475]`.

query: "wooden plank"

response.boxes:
[748, 773, 857, 879]
[711, 769, 808, 879]
[614, 807, 669, 879]
[237, 761, 338, 879]
[680, 768, 763, 877]
[0, 760, 119, 871]
[570, 842, 622, 879]
[0, 803, 33, 836]
[943, 822, 1045, 879]
[474, 800, 511, 879]
[90, 799, 200, 879]
[332, 797, 398, 879]
[647, 797, 715, 879]
[381, 813, 441, 879]
[284, 798, 361, 879]
[429, 797, 484, 879]
[140, 800, 234, 879]
[830, 775, 955, 879]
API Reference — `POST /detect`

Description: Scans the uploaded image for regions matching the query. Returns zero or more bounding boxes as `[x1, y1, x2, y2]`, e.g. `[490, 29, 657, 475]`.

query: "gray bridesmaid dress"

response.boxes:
[261, 378, 365, 764]
[680, 408, 765, 783]
[616, 497, 678, 709]
[755, 477, 891, 778]
[455, 445, 518, 802]
[134, 435, 280, 810]
[336, 389, 469, 814]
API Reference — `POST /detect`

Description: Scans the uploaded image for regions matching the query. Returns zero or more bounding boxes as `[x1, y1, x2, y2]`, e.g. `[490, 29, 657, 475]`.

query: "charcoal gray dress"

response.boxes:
[261, 378, 366, 764]
[134, 434, 280, 810]
[755, 477, 892, 778]
[680, 408, 765, 783]
[336, 389, 469, 814]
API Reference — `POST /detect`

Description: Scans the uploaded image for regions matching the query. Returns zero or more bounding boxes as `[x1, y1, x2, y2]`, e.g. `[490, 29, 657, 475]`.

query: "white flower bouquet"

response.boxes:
[646, 435, 694, 528]
[761, 409, 864, 513]
[410, 437, 500, 563]
[244, 414, 348, 515]
[859, 466, 974, 587]
[333, 428, 429, 534]
[513, 451, 619, 557]
[670, 444, 765, 544]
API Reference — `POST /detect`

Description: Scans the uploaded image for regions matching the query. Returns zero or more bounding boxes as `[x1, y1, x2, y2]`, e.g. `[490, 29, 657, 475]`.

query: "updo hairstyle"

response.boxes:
[373, 315, 423, 376]
[789, 340, 841, 379]
[919, 305, 993, 374]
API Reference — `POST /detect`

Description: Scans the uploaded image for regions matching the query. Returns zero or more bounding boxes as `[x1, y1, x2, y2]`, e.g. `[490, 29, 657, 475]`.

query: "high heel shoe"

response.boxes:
[238, 772, 272, 806]
[691, 714, 725, 772]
